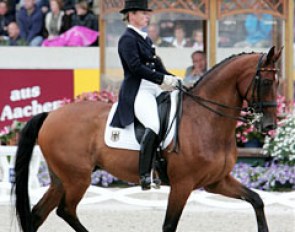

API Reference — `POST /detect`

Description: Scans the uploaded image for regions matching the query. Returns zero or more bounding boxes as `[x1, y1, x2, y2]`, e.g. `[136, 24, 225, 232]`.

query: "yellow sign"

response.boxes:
[74, 69, 100, 97]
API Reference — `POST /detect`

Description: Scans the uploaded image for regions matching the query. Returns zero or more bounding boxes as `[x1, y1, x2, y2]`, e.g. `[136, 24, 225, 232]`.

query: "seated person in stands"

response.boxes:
[0, 21, 27, 46]
[171, 24, 191, 48]
[184, 51, 207, 87]
[0, 0, 15, 39]
[70, 0, 98, 31]
[63, 0, 92, 16]
[44, 0, 69, 39]
[191, 29, 204, 51]
[234, 13, 273, 48]
[17, 0, 44, 46]
[147, 23, 173, 47]
[42, 0, 98, 47]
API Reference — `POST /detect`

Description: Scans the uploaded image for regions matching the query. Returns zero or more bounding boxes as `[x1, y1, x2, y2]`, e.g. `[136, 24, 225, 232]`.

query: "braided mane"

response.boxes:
[190, 51, 260, 90]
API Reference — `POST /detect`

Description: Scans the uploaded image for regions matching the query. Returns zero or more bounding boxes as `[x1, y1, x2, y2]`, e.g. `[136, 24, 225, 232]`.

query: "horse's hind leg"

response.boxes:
[56, 176, 91, 232]
[31, 172, 64, 231]
[205, 174, 269, 232]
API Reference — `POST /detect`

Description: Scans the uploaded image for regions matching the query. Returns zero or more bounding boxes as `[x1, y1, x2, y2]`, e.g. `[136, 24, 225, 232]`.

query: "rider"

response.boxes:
[110, 0, 180, 190]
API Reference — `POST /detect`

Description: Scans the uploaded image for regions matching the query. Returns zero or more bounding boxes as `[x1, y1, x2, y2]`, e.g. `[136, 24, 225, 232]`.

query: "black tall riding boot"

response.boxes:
[139, 128, 158, 190]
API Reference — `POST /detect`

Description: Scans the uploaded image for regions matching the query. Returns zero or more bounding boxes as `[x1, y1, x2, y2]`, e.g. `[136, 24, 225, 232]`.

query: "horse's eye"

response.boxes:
[262, 79, 273, 87]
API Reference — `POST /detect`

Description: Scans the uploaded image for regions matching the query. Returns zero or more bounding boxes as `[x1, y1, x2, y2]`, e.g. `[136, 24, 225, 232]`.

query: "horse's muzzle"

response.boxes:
[255, 115, 277, 133]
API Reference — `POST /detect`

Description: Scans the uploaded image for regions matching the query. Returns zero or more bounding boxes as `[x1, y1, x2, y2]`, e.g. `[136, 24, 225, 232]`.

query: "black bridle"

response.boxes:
[177, 54, 279, 124]
[243, 54, 278, 116]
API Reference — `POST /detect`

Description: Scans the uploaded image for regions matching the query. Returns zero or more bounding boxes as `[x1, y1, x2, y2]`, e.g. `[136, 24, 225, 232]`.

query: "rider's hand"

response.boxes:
[163, 75, 182, 88]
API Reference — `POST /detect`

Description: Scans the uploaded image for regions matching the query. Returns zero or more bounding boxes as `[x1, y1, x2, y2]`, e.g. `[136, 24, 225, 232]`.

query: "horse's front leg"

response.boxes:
[163, 182, 193, 232]
[205, 174, 269, 232]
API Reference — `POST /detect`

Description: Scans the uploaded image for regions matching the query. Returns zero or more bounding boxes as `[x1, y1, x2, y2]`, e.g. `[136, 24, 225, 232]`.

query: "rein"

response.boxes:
[177, 54, 278, 124]
[177, 85, 251, 123]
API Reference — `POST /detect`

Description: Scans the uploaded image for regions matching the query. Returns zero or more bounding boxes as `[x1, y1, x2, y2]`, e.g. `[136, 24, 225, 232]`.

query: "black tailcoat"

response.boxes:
[110, 28, 171, 128]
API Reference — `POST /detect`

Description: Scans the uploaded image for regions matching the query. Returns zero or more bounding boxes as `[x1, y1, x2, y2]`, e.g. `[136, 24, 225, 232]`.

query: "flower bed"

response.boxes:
[0, 120, 25, 145]
[263, 113, 295, 165]
[232, 162, 295, 191]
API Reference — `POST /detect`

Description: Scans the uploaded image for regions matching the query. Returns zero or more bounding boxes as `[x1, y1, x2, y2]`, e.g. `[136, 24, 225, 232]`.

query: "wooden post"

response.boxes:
[285, 0, 294, 103]
[99, 0, 106, 86]
[209, 0, 217, 68]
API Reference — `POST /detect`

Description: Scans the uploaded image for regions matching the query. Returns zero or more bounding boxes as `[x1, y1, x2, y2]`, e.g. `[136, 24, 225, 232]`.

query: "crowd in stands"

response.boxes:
[218, 13, 274, 48]
[0, 0, 98, 46]
[146, 22, 205, 50]
[1, 1, 287, 50]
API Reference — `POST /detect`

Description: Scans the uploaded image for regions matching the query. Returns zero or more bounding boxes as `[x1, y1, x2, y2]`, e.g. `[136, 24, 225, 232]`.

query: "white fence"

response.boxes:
[0, 145, 294, 209]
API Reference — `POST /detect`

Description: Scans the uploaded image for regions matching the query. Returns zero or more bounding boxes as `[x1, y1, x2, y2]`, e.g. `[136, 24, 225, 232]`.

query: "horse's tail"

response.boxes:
[12, 112, 48, 232]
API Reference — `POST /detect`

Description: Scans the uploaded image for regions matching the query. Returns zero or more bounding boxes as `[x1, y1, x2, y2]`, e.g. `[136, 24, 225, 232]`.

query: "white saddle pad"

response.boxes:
[104, 90, 179, 151]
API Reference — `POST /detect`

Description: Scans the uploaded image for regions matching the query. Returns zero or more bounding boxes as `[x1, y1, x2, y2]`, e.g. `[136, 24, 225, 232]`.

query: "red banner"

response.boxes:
[0, 70, 74, 128]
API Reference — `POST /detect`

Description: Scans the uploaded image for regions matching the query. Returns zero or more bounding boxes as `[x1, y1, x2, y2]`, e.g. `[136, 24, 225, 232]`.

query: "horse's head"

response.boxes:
[240, 46, 283, 133]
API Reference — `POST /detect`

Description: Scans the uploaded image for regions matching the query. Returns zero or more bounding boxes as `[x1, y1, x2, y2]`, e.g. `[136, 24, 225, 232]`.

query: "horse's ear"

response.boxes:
[265, 46, 275, 65]
[265, 46, 283, 64]
[273, 46, 283, 63]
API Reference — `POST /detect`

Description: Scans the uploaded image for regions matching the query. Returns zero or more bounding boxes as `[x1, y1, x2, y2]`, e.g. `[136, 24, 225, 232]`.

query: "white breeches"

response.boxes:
[134, 79, 163, 134]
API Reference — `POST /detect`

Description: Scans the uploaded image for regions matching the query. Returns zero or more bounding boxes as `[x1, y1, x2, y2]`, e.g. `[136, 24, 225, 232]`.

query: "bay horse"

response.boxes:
[13, 47, 282, 232]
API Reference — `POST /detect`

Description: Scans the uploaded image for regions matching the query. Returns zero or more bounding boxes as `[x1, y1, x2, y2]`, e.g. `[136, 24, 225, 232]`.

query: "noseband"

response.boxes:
[177, 54, 279, 124]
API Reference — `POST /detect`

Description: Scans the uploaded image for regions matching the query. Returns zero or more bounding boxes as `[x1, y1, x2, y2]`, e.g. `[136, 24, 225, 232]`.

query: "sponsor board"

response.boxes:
[0, 70, 73, 128]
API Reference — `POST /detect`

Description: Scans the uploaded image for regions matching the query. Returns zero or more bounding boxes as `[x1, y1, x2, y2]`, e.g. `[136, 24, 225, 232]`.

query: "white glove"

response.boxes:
[163, 75, 181, 87]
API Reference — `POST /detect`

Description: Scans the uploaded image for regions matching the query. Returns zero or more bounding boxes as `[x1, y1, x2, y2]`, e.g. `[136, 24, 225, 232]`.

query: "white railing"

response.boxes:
[1, 146, 294, 209]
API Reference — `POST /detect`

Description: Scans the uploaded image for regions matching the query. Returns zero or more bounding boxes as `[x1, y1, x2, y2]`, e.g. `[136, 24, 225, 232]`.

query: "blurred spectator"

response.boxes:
[85, 0, 93, 9]
[6, 0, 19, 15]
[191, 29, 204, 51]
[105, 18, 123, 46]
[184, 51, 207, 87]
[44, 0, 69, 39]
[17, 0, 44, 46]
[63, 0, 75, 15]
[20, 0, 49, 14]
[70, 0, 98, 31]
[42, 0, 98, 46]
[63, 0, 93, 15]
[218, 15, 245, 48]
[171, 24, 191, 48]
[0, 21, 27, 45]
[37, 0, 49, 14]
[159, 19, 174, 40]
[147, 23, 173, 47]
[234, 14, 273, 48]
[0, 0, 15, 38]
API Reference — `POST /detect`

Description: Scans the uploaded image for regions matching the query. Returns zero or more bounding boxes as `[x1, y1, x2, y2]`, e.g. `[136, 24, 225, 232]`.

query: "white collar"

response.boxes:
[127, 24, 147, 39]
[172, 39, 186, 48]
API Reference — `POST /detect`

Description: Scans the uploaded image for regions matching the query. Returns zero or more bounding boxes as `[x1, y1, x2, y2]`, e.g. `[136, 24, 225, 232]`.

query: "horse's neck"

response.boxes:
[183, 64, 243, 138]
[193, 66, 242, 108]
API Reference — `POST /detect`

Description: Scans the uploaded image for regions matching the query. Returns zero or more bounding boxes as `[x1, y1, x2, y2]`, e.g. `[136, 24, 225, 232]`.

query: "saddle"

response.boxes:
[104, 90, 183, 184]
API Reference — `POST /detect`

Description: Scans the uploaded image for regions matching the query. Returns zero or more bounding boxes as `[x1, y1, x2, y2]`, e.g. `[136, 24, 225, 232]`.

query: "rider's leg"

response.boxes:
[138, 128, 158, 190]
[135, 85, 160, 190]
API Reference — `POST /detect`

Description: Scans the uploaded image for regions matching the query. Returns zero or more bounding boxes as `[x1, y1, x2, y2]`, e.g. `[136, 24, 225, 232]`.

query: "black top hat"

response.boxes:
[120, 0, 152, 14]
